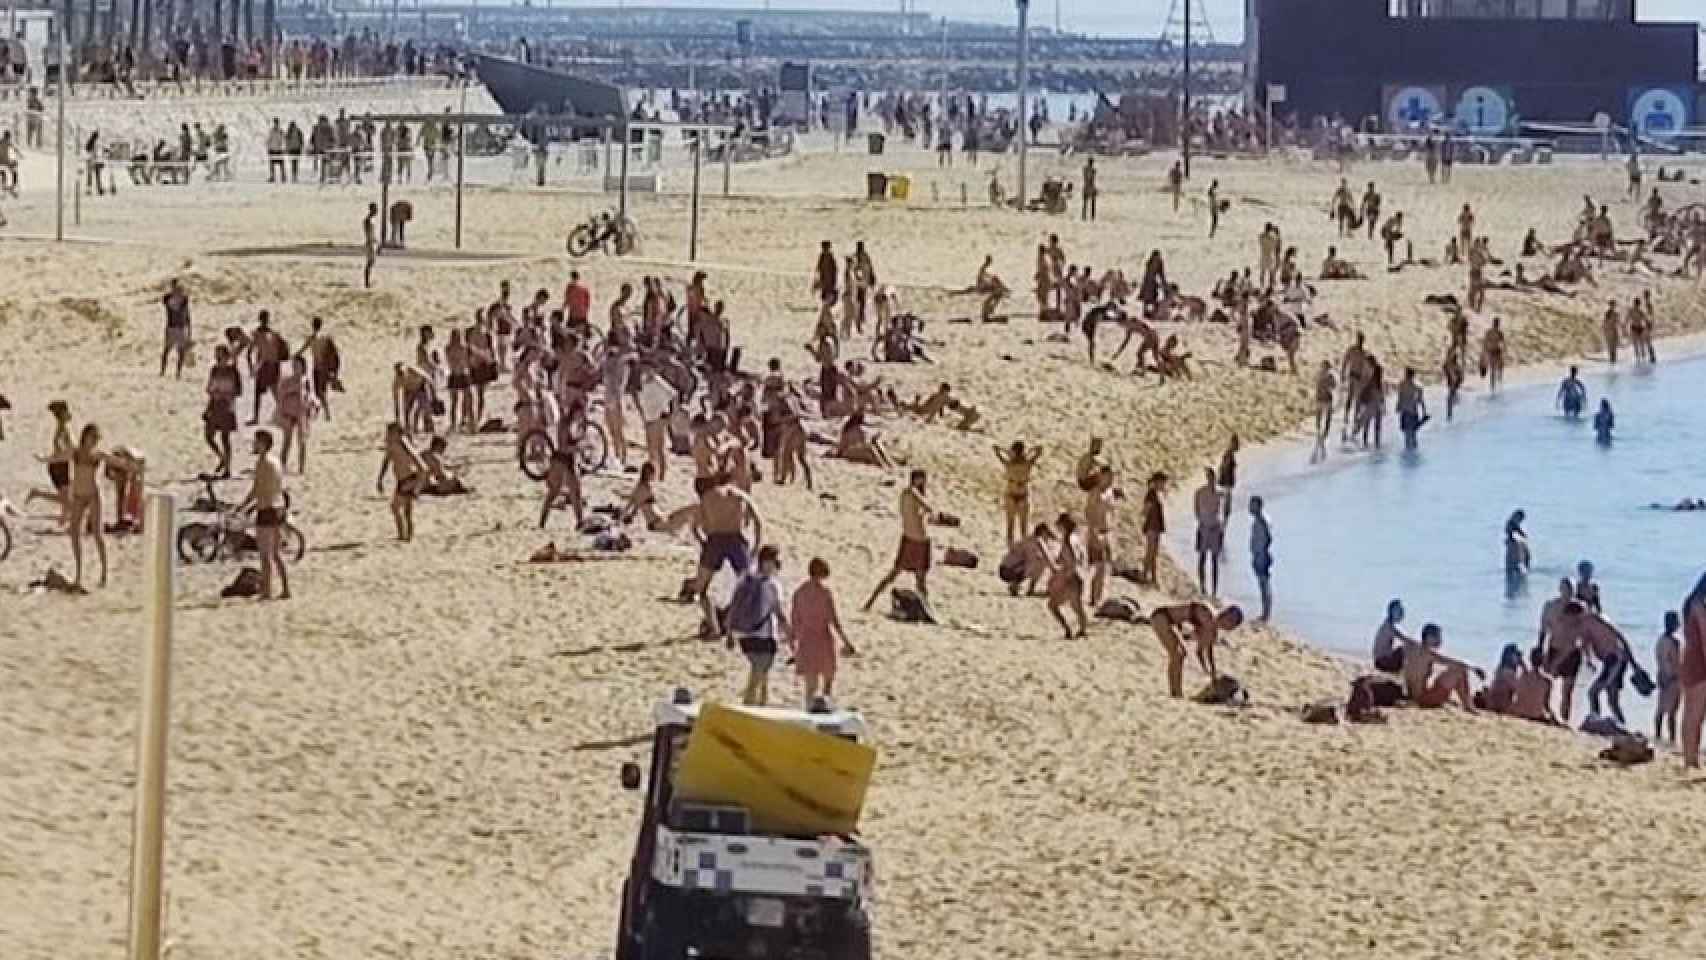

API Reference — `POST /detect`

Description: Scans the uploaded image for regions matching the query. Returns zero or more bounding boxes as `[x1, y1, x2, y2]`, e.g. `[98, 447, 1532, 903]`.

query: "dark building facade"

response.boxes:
[1246, 0, 1701, 134]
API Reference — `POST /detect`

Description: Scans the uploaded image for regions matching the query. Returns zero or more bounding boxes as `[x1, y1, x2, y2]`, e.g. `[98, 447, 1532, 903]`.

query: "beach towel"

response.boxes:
[1095, 598, 1143, 623]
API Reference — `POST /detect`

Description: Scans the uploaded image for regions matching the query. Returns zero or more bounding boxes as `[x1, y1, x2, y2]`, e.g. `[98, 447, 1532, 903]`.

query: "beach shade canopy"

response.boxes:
[471, 54, 628, 126]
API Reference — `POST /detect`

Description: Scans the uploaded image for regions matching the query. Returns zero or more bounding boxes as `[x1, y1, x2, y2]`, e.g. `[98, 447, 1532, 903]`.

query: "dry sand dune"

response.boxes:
[4, 117, 1706, 960]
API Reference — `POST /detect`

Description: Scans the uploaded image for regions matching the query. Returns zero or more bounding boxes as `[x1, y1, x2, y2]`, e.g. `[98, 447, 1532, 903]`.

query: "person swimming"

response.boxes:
[1593, 398, 1615, 445]
[1504, 509, 1531, 575]
[1556, 366, 1586, 419]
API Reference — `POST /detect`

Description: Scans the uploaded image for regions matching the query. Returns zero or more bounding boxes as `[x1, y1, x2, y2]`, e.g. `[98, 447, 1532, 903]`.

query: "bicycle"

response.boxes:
[176, 474, 302, 565]
[566, 210, 642, 258]
[518, 404, 610, 481]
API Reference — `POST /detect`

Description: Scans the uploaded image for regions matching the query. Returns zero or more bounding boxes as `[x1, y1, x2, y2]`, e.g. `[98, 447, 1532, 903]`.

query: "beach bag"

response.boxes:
[942, 547, 978, 569]
[726, 574, 775, 636]
[220, 567, 262, 599]
[998, 557, 1025, 585]
[1355, 675, 1405, 708]
[1095, 598, 1142, 623]
[593, 531, 632, 553]
[889, 588, 935, 624]
[1302, 700, 1341, 725]
[1195, 674, 1247, 706]
[578, 514, 612, 535]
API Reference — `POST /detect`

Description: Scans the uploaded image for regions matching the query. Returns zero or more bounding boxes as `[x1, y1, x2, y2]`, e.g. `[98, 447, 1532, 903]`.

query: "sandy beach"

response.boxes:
[4, 92, 1706, 960]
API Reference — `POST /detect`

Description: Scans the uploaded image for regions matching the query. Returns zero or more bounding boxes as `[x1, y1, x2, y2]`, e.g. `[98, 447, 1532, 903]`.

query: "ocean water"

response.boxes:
[1179, 354, 1706, 727]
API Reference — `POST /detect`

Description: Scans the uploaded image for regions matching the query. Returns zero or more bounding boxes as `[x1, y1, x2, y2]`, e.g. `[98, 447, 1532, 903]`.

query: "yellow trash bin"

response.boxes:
[888, 174, 911, 201]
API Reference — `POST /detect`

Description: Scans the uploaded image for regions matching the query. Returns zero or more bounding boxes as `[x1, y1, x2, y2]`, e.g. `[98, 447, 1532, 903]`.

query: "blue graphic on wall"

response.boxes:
[1385, 86, 1444, 132]
[1627, 88, 1691, 139]
[1452, 86, 1512, 136]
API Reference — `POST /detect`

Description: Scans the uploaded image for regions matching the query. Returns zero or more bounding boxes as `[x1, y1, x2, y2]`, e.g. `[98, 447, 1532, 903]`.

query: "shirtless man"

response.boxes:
[1395, 367, 1427, 452]
[299, 316, 341, 419]
[160, 278, 193, 379]
[1556, 601, 1634, 725]
[862, 469, 937, 613]
[1083, 466, 1116, 608]
[363, 202, 379, 288]
[1312, 359, 1336, 461]
[1151, 601, 1244, 698]
[1403, 623, 1479, 711]
[812, 241, 839, 306]
[1339, 333, 1368, 442]
[248, 311, 288, 426]
[1602, 300, 1621, 365]
[1193, 468, 1224, 596]
[1537, 578, 1581, 722]
[1479, 317, 1507, 392]
[691, 477, 764, 636]
[1456, 203, 1475, 258]
[392, 362, 433, 436]
[376, 421, 426, 541]
[240, 430, 291, 600]
[994, 441, 1043, 545]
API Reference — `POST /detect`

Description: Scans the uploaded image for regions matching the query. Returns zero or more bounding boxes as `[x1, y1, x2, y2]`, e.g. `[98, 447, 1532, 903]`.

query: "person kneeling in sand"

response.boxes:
[998, 524, 1055, 596]
[834, 411, 894, 468]
[421, 436, 471, 496]
[1402, 623, 1481, 711]
[1151, 602, 1244, 698]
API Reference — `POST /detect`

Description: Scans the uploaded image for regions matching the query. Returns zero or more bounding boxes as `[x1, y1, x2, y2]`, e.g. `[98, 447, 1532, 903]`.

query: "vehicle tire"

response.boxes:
[177, 523, 218, 564]
[638, 888, 689, 960]
[831, 908, 874, 960]
[567, 224, 596, 257]
[0, 519, 11, 564]
[614, 879, 640, 960]
[280, 523, 307, 564]
[575, 421, 609, 474]
[518, 429, 555, 482]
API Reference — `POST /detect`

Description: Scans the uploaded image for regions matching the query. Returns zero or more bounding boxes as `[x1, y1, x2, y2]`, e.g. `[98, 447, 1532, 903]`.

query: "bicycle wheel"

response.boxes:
[518, 429, 555, 482]
[0, 518, 10, 564]
[575, 422, 610, 474]
[176, 523, 218, 564]
[566, 223, 595, 257]
[280, 524, 307, 564]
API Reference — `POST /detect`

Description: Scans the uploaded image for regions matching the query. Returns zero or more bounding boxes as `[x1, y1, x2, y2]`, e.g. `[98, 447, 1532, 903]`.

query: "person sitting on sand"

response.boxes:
[1151, 601, 1244, 698]
[1402, 623, 1480, 711]
[905, 383, 954, 423]
[1157, 335, 1192, 381]
[420, 436, 470, 496]
[1319, 246, 1363, 280]
[376, 422, 425, 542]
[998, 523, 1055, 597]
[1510, 647, 1561, 725]
[834, 410, 893, 468]
[1522, 228, 1543, 258]
[1483, 644, 1526, 713]
[1373, 599, 1410, 674]
[995, 441, 1044, 545]
[1046, 512, 1090, 639]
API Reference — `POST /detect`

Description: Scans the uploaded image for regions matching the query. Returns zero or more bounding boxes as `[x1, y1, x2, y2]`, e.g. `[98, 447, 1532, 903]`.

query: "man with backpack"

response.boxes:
[726, 545, 791, 707]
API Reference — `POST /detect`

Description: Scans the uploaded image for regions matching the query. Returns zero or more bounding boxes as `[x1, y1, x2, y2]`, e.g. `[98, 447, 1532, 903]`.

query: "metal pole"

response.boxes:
[721, 129, 730, 197]
[55, 26, 65, 242]
[454, 78, 466, 249]
[1182, 0, 1192, 179]
[127, 493, 176, 960]
[689, 135, 701, 261]
[938, 17, 947, 118]
[617, 119, 629, 222]
[1015, 0, 1029, 206]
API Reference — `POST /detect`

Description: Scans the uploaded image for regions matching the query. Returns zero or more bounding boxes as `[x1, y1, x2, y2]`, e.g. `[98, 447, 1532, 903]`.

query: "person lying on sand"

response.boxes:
[1402, 623, 1481, 711]
[1152, 602, 1244, 698]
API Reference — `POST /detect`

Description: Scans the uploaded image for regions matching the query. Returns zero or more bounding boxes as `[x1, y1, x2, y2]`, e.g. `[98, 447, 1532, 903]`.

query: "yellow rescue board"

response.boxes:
[675, 704, 876, 836]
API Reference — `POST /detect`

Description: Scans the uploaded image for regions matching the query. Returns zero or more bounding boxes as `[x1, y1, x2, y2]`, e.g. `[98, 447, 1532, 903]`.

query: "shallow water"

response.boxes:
[1186, 354, 1706, 729]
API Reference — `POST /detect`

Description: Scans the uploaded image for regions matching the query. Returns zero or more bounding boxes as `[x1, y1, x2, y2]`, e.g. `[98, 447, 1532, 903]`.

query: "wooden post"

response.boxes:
[127, 492, 176, 960]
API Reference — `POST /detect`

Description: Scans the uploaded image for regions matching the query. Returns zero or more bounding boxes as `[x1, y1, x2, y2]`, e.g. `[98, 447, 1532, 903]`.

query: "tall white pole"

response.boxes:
[1016, 0, 1029, 206]
[55, 23, 65, 243]
[937, 17, 947, 118]
[127, 493, 176, 960]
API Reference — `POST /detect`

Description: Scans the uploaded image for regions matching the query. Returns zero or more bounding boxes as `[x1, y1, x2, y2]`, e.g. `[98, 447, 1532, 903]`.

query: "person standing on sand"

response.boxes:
[994, 441, 1043, 546]
[1312, 360, 1336, 461]
[791, 557, 856, 705]
[1396, 367, 1428, 452]
[1141, 471, 1167, 585]
[726, 545, 790, 707]
[160, 278, 193, 379]
[299, 317, 341, 420]
[274, 356, 311, 474]
[1602, 300, 1621, 365]
[66, 424, 113, 589]
[248, 311, 287, 427]
[1193, 468, 1224, 597]
[812, 241, 839, 307]
[1167, 160, 1183, 212]
[1084, 466, 1116, 609]
[1046, 513, 1090, 639]
[862, 469, 938, 614]
[25, 400, 74, 526]
[203, 345, 242, 478]
[1539, 579, 1584, 724]
[1656, 610, 1682, 742]
[1677, 574, 1706, 767]
[1361, 182, 1382, 242]
[1249, 496, 1273, 622]
[692, 477, 765, 638]
[1151, 601, 1244, 698]
[376, 422, 426, 542]
[1207, 180, 1222, 238]
[1340, 333, 1368, 442]
[1555, 601, 1633, 725]
[1080, 156, 1097, 222]
[362, 202, 378, 289]
[240, 430, 291, 600]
